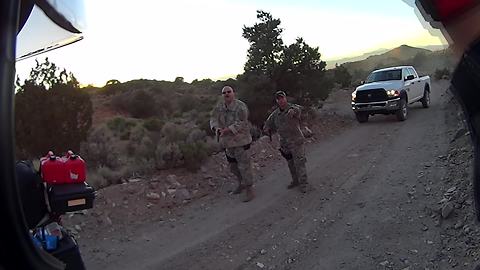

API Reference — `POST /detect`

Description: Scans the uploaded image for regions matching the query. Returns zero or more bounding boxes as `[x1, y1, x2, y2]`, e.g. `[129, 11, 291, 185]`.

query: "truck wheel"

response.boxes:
[421, 90, 430, 108]
[396, 98, 407, 121]
[355, 112, 369, 123]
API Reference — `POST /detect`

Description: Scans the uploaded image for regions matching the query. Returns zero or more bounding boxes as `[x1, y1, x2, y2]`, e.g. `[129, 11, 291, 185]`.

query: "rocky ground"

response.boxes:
[429, 93, 479, 268]
[61, 81, 480, 270]
[62, 99, 353, 259]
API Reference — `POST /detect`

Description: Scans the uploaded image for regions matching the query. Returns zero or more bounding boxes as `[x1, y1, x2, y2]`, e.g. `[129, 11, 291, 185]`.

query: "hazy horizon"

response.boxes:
[15, 0, 446, 87]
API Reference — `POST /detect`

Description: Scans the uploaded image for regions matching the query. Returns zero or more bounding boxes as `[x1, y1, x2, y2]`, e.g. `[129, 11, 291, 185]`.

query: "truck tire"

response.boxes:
[396, 98, 407, 121]
[355, 112, 369, 123]
[421, 89, 430, 108]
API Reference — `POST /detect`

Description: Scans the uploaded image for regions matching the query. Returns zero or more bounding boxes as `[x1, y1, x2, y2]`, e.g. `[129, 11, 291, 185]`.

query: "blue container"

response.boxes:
[31, 235, 43, 249]
[45, 235, 58, 251]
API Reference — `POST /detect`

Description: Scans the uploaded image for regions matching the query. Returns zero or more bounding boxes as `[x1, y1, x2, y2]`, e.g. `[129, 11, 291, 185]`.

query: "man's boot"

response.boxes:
[287, 181, 299, 189]
[232, 184, 244, 194]
[242, 186, 254, 202]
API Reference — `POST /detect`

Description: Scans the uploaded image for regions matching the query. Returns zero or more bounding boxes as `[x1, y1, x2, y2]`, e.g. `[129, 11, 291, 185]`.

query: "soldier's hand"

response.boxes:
[220, 127, 232, 136]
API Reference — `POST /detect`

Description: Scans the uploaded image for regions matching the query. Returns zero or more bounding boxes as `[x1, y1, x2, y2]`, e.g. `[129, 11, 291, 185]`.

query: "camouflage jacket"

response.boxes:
[210, 99, 252, 148]
[264, 103, 304, 147]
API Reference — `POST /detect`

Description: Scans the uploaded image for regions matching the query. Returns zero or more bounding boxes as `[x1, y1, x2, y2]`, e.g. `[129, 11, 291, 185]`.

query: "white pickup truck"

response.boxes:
[351, 66, 431, 123]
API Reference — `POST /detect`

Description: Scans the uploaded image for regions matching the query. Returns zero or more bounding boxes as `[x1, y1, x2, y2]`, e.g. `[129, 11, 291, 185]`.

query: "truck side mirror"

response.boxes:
[360, 80, 365, 85]
[404, 75, 414, 81]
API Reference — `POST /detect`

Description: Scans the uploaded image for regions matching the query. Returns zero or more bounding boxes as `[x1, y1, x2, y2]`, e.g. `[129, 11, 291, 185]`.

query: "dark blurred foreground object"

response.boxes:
[50, 231, 85, 270]
[450, 40, 480, 221]
[15, 158, 93, 270]
[15, 161, 47, 229]
[1, 0, 88, 269]
[416, 0, 480, 221]
[416, 0, 480, 24]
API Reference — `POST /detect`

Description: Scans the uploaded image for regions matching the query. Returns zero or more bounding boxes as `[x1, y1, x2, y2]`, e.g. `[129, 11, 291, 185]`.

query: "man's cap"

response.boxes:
[275, 91, 286, 98]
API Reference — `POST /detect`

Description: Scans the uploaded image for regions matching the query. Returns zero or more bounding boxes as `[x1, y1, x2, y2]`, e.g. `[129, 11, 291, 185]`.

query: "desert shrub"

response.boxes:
[143, 118, 164, 132]
[97, 165, 123, 186]
[130, 90, 157, 118]
[154, 142, 183, 169]
[186, 128, 207, 144]
[129, 158, 156, 175]
[161, 122, 188, 143]
[130, 125, 147, 141]
[178, 95, 198, 112]
[180, 142, 209, 172]
[80, 125, 120, 168]
[15, 59, 92, 158]
[111, 92, 129, 111]
[204, 136, 222, 153]
[107, 117, 136, 139]
[110, 90, 157, 118]
[156, 98, 173, 117]
[250, 125, 262, 141]
[195, 112, 212, 134]
[136, 136, 156, 160]
[86, 170, 108, 189]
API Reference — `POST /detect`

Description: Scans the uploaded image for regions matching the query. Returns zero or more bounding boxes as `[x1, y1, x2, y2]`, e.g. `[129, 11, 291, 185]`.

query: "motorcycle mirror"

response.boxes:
[16, 0, 86, 61]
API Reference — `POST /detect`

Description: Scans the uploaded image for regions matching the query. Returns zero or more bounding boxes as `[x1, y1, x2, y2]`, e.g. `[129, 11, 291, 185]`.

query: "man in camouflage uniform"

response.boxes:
[210, 86, 255, 202]
[263, 91, 309, 193]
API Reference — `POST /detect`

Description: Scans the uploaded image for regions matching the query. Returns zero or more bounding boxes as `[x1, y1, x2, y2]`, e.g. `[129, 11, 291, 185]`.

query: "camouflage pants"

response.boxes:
[280, 143, 307, 186]
[225, 145, 253, 187]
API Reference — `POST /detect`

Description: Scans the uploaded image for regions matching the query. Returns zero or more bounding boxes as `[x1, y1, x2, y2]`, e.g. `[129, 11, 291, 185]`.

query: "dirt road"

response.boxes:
[83, 81, 476, 269]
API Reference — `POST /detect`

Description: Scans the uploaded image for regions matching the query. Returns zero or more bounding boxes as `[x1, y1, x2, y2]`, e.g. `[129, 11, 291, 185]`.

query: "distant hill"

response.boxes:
[330, 44, 455, 83]
[326, 48, 390, 68]
[341, 45, 431, 73]
[326, 44, 448, 68]
[421, 44, 448, 51]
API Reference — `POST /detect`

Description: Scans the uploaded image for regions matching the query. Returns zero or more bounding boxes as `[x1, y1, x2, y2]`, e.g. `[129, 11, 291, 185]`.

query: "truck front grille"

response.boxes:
[356, 89, 387, 103]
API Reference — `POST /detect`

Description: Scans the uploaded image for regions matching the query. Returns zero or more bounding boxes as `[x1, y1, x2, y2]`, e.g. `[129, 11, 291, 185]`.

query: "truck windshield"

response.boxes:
[366, 70, 402, 83]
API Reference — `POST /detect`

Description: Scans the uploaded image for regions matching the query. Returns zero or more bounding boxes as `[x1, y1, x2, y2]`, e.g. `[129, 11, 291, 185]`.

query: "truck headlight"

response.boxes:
[351, 91, 356, 101]
[386, 90, 400, 97]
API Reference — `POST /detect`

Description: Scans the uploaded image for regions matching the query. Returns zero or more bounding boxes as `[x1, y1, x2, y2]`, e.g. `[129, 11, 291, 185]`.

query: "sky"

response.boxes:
[15, 0, 446, 86]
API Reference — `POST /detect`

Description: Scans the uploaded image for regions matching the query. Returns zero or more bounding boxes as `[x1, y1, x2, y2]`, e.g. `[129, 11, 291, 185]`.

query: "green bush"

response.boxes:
[130, 125, 147, 141]
[161, 122, 188, 143]
[180, 142, 209, 172]
[130, 90, 157, 118]
[86, 170, 108, 189]
[97, 165, 123, 185]
[156, 98, 173, 117]
[186, 128, 207, 144]
[250, 125, 262, 141]
[196, 115, 212, 135]
[178, 95, 198, 113]
[15, 59, 93, 158]
[111, 92, 128, 111]
[110, 90, 157, 118]
[101, 80, 125, 96]
[155, 142, 183, 169]
[143, 118, 164, 131]
[80, 125, 120, 168]
[136, 136, 156, 160]
[107, 117, 136, 137]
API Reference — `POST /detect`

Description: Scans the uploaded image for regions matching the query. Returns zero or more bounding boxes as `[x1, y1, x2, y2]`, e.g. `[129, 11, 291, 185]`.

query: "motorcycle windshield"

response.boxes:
[16, 0, 86, 61]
